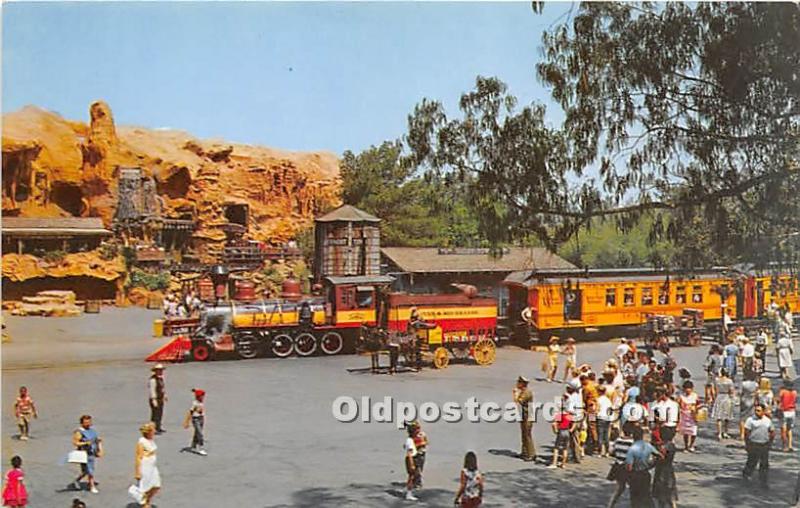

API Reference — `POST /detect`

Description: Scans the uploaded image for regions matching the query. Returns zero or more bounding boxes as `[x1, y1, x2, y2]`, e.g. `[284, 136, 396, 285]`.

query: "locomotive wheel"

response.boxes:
[192, 341, 214, 362]
[271, 334, 294, 358]
[433, 347, 449, 369]
[320, 331, 344, 355]
[294, 332, 318, 356]
[473, 338, 496, 366]
[236, 341, 259, 359]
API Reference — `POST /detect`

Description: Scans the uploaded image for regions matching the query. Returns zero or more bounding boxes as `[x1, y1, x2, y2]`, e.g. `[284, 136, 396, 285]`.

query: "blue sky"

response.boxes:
[3, 2, 573, 154]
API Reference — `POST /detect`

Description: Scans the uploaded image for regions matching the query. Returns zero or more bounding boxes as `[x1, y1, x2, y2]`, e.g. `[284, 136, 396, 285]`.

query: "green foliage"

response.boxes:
[535, 2, 800, 268]
[341, 141, 481, 247]
[127, 269, 170, 291]
[262, 264, 283, 286]
[559, 215, 678, 269]
[404, 77, 576, 251]
[294, 225, 315, 266]
[42, 250, 66, 264]
[291, 260, 311, 293]
[398, 4, 799, 269]
[98, 242, 119, 261]
[121, 246, 136, 270]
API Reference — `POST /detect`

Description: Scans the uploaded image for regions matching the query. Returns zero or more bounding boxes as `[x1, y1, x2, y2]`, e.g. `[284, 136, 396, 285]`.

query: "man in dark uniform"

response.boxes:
[407, 306, 433, 371]
[148, 364, 167, 433]
[298, 301, 313, 330]
[513, 375, 536, 461]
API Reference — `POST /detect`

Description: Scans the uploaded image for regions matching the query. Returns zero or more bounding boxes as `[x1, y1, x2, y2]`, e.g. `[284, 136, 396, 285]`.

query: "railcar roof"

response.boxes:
[504, 268, 737, 287]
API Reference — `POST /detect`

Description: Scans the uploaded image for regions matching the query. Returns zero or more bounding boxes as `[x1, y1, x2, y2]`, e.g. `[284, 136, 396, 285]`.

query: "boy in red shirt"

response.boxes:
[778, 380, 797, 452]
[549, 395, 576, 469]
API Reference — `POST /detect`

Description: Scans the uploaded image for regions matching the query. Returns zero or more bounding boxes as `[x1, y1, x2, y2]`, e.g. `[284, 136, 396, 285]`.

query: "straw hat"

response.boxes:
[151, 363, 165, 371]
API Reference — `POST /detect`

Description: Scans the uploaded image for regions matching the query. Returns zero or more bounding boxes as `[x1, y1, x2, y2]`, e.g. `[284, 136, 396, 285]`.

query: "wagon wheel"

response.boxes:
[320, 331, 344, 355]
[270, 333, 294, 358]
[293, 332, 318, 356]
[433, 347, 450, 369]
[473, 338, 496, 366]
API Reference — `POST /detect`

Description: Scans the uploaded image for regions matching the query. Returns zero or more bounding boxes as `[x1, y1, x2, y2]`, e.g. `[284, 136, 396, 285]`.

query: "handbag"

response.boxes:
[67, 450, 88, 464]
[128, 482, 144, 504]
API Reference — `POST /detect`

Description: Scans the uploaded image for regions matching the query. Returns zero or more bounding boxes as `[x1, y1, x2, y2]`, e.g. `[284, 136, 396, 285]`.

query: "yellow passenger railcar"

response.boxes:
[504, 268, 799, 342]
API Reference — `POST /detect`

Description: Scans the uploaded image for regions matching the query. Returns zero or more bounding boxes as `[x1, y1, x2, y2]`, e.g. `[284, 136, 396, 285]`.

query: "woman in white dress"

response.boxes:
[135, 422, 161, 508]
[778, 335, 795, 380]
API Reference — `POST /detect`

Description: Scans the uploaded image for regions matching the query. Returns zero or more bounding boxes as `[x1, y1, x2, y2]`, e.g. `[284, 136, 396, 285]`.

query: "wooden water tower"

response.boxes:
[313, 205, 381, 283]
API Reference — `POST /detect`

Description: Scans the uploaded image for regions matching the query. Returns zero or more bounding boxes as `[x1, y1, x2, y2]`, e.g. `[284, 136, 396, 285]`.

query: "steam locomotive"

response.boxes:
[188, 275, 500, 363]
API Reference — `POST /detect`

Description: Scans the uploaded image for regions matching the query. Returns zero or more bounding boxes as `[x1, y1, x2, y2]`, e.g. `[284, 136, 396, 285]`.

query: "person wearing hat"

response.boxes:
[546, 337, 561, 383]
[148, 364, 167, 434]
[407, 306, 433, 371]
[183, 388, 207, 455]
[513, 376, 536, 461]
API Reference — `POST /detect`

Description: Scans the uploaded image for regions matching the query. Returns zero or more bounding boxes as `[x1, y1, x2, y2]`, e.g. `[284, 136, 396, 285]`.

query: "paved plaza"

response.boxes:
[2, 309, 798, 507]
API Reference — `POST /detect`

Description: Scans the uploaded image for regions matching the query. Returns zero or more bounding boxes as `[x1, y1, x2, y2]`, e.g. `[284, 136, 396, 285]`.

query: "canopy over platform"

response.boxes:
[2, 217, 111, 237]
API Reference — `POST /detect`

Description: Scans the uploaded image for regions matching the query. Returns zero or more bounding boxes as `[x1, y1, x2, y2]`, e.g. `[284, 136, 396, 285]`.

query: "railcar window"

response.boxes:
[356, 290, 373, 309]
[676, 286, 686, 304]
[623, 288, 635, 306]
[658, 288, 669, 305]
[692, 286, 703, 303]
[605, 288, 616, 307]
[340, 287, 354, 309]
[641, 287, 653, 306]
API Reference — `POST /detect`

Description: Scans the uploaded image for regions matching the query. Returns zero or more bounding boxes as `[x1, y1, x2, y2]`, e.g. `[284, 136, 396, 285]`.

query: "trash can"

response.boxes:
[153, 319, 164, 337]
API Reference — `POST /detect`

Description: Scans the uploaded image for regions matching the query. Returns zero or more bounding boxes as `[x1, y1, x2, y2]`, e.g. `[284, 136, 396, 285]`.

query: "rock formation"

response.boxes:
[2, 102, 341, 246]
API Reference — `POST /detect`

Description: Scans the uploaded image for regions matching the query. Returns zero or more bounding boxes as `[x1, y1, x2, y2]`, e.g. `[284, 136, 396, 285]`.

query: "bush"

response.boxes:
[42, 250, 67, 264]
[98, 242, 119, 261]
[127, 269, 170, 291]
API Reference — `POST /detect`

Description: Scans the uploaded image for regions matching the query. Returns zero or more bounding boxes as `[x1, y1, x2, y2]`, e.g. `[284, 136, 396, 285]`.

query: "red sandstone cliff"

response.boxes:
[2, 102, 341, 247]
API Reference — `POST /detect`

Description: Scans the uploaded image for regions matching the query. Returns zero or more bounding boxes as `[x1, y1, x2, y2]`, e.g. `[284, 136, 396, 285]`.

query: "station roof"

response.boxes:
[381, 247, 575, 274]
[2, 217, 111, 237]
[315, 205, 380, 223]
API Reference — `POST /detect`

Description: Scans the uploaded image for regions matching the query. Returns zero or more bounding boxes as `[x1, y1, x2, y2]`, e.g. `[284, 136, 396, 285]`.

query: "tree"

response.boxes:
[405, 3, 800, 268]
[558, 214, 678, 269]
[405, 77, 576, 252]
[340, 141, 446, 247]
[537, 2, 800, 269]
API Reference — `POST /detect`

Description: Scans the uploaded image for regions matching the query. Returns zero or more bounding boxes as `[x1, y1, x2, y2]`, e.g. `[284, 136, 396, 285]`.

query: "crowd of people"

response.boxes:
[519, 313, 797, 508]
[162, 290, 202, 318]
[3, 364, 207, 507]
